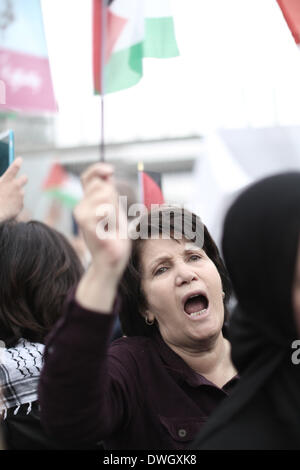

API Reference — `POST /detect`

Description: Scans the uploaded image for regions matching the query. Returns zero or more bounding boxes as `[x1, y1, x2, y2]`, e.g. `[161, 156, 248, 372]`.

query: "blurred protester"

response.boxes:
[0, 220, 84, 449]
[0, 157, 27, 222]
[193, 172, 300, 449]
[39, 163, 237, 450]
[0, 156, 27, 450]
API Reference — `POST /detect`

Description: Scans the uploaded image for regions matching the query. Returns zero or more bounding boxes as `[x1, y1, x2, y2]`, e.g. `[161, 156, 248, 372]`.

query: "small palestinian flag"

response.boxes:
[42, 163, 83, 209]
[277, 0, 300, 46]
[93, 0, 179, 94]
[138, 162, 164, 210]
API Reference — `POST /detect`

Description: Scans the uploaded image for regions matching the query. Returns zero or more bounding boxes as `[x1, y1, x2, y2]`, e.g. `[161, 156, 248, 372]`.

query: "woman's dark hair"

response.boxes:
[0, 220, 84, 347]
[119, 206, 232, 337]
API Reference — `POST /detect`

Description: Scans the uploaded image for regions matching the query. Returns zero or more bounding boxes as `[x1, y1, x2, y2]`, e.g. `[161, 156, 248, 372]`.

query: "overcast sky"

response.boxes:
[41, 0, 300, 147]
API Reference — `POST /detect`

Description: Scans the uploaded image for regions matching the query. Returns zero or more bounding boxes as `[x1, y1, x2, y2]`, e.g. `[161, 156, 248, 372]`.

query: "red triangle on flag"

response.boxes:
[93, 0, 128, 94]
[42, 163, 67, 190]
[142, 171, 164, 210]
[277, 0, 300, 45]
[106, 10, 128, 62]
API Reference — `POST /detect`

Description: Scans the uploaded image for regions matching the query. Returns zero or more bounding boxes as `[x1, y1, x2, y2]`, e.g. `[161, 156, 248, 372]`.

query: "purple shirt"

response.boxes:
[39, 294, 238, 450]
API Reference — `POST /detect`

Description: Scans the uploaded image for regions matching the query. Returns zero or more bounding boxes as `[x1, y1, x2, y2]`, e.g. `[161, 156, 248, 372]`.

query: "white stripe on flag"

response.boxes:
[111, 0, 145, 52]
[110, 0, 142, 20]
[145, 0, 173, 18]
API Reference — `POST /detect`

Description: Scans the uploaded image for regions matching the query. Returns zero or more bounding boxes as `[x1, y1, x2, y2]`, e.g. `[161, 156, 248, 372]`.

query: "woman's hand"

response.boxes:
[74, 163, 131, 313]
[0, 158, 28, 222]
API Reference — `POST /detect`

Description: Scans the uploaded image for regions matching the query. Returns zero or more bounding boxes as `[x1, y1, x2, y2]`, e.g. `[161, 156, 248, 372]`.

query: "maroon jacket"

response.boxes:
[39, 294, 238, 450]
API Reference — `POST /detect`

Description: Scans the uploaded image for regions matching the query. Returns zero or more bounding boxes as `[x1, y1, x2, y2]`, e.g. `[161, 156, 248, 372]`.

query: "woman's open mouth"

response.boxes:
[183, 292, 209, 318]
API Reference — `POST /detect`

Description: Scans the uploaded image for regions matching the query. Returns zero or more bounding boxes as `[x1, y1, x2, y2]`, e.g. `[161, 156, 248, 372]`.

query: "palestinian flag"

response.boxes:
[277, 0, 300, 46]
[138, 163, 164, 210]
[42, 163, 83, 209]
[93, 0, 179, 94]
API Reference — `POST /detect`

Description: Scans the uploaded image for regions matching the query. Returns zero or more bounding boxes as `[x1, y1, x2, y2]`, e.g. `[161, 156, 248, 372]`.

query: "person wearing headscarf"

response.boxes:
[0, 220, 84, 449]
[192, 172, 300, 450]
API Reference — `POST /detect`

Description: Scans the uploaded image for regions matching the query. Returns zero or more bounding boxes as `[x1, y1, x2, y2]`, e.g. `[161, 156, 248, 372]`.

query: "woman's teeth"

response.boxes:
[189, 309, 207, 317]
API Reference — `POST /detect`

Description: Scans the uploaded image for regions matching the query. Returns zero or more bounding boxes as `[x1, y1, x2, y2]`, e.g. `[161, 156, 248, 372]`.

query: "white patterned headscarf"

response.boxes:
[0, 338, 44, 419]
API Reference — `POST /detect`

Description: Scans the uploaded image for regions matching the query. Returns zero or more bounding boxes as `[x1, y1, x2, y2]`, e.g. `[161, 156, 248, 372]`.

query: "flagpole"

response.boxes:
[100, 94, 105, 162]
[138, 161, 144, 205]
[100, 0, 108, 162]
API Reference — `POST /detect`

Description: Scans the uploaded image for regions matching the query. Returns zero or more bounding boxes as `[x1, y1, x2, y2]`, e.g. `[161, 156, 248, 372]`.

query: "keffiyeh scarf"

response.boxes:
[0, 338, 44, 418]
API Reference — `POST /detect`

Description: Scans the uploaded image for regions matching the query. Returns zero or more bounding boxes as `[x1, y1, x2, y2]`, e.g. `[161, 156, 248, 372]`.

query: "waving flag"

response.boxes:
[0, 0, 56, 113]
[93, 0, 179, 94]
[138, 163, 164, 210]
[277, 0, 300, 46]
[42, 163, 83, 209]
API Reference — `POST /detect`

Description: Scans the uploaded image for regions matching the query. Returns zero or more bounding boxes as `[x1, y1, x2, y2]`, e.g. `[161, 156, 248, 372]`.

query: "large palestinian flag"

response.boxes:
[93, 0, 179, 94]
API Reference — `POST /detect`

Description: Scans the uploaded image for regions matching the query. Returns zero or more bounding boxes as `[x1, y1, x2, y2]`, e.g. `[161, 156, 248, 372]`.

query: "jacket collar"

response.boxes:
[153, 331, 239, 389]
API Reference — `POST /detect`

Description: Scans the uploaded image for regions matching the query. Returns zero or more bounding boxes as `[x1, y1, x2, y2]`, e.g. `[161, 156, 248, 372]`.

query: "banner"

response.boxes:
[0, 0, 56, 113]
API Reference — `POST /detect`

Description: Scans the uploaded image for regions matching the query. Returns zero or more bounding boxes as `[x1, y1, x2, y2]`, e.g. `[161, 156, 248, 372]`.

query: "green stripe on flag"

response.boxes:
[104, 42, 143, 94]
[144, 17, 179, 58]
[100, 17, 179, 95]
[45, 189, 80, 209]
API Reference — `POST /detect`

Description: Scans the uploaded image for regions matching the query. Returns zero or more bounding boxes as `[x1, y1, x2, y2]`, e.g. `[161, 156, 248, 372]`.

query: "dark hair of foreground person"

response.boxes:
[0, 219, 84, 449]
[0, 220, 84, 347]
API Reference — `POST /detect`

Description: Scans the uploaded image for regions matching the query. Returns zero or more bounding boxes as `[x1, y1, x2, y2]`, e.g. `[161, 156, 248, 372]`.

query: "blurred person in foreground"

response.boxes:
[192, 172, 300, 450]
[39, 163, 237, 450]
[0, 156, 27, 450]
[0, 157, 27, 222]
[0, 220, 84, 449]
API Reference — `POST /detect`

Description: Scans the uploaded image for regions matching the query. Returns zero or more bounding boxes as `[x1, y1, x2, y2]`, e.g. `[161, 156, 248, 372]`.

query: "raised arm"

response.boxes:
[75, 162, 131, 312]
[0, 157, 27, 222]
[39, 163, 132, 445]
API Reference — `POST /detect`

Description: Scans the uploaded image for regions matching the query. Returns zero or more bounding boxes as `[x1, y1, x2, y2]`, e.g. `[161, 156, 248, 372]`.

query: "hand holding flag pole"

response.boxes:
[94, 0, 120, 162]
[93, 0, 109, 162]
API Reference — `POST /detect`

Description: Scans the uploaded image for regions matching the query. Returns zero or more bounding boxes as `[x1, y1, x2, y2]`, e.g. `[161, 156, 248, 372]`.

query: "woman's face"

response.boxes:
[140, 237, 225, 350]
[293, 239, 300, 336]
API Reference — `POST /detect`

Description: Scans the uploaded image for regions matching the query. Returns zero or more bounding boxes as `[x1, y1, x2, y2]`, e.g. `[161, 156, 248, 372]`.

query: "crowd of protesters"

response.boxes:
[0, 157, 299, 450]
